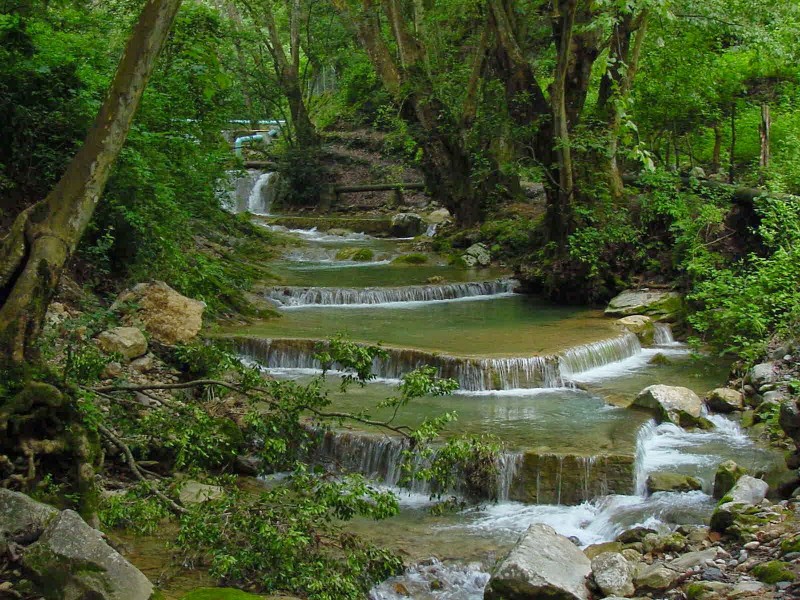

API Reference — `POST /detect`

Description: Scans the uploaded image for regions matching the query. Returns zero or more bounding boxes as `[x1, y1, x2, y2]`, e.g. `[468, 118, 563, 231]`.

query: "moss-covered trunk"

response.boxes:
[0, 0, 183, 364]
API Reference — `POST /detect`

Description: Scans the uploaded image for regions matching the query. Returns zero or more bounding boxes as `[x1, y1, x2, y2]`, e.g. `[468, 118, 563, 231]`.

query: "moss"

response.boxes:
[181, 588, 268, 600]
[392, 253, 429, 264]
[751, 560, 795, 584]
[648, 353, 671, 365]
[686, 582, 715, 600]
[780, 535, 800, 554]
[741, 410, 756, 428]
[334, 247, 374, 261]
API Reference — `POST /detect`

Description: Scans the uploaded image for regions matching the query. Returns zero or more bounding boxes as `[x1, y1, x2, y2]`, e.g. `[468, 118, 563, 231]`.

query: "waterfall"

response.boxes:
[316, 430, 527, 500]
[633, 419, 658, 496]
[233, 333, 656, 391]
[266, 279, 519, 308]
[558, 333, 642, 380]
[654, 323, 677, 345]
[248, 172, 274, 215]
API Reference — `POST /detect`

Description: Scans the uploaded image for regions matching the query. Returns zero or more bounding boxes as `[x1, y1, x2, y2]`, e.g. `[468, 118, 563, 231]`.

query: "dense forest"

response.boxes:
[1, 0, 800, 599]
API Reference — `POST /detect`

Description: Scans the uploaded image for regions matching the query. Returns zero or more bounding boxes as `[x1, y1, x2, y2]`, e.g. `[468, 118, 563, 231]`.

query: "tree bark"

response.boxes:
[759, 102, 770, 183]
[711, 123, 722, 173]
[0, 0, 183, 364]
[728, 101, 736, 184]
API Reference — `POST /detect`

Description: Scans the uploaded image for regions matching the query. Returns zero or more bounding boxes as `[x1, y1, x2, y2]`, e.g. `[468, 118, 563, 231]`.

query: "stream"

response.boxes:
[226, 172, 784, 599]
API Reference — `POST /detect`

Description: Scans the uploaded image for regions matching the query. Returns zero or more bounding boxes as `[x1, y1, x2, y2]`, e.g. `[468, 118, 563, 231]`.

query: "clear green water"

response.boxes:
[224, 295, 619, 357]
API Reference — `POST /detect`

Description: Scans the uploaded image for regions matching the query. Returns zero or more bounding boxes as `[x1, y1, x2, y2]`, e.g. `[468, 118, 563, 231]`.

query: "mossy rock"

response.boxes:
[335, 247, 374, 261]
[751, 560, 795, 584]
[781, 535, 800, 554]
[646, 472, 702, 494]
[648, 353, 671, 365]
[392, 253, 429, 264]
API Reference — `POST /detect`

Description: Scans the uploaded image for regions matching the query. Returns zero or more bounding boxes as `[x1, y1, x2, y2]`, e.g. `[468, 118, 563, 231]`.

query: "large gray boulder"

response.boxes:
[605, 290, 683, 320]
[485, 523, 591, 600]
[96, 327, 147, 361]
[23, 509, 153, 600]
[389, 212, 425, 237]
[747, 362, 777, 389]
[705, 388, 744, 413]
[633, 385, 710, 429]
[710, 476, 769, 534]
[591, 551, 634, 597]
[0, 489, 57, 542]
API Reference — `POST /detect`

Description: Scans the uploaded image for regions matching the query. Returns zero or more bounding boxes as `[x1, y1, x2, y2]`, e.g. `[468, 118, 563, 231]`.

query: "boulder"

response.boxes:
[0, 489, 57, 542]
[710, 476, 769, 534]
[705, 388, 744, 413]
[616, 315, 655, 345]
[95, 327, 147, 361]
[690, 166, 707, 179]
[646, 472, 703, 494]
[426, 208, 452, 224]
[633, 385, 710, 429]
[591, 552, 634, 597]
[114, 281, 204, 345]
[584, 541, 623, 560]
[485, 523, 591, 600]
[22, 509, 153, 600]
[779, 399, 800, 443]
[615, 527, 657, 544]
[178, 481, 224, 505]
[633, 563, 678, 591]
[605, 289, 683, 320]
[667, 548, 720, 572]
[747, 362, 777, 389]
[726, 475, 768, 505]
[712, 461, 747, 499]
[389, 212, 425, 237]
[462, 243, 491, 267]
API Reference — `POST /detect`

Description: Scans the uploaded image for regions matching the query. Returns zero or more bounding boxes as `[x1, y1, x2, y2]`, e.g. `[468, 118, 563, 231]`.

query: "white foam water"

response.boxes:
[267, 279, 519, 308]
[370, 558, 489, 600]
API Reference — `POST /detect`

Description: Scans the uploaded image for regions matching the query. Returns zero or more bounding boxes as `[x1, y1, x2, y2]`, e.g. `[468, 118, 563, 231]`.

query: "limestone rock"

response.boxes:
[634, 563, 678, 591]
[605, 289, 683, 320]
[389, 212, 425, 237]
[0, 489, 57, 541]
[23, 509, 153, 600]
[646, 472, 702, 494]
[667, 548, 719, 571]
[426, 208, 452, 224]
[712, 461, 747, 500]
[115, 281, 205, 345]
[462, 243, 491, 267]
[747, 362, 777, 389]
[179, 481, 224, 505]
[615, 527, 657, 544]
[705, 388, 744, 413]
[584, 541, 623, 560]
[617, 315, 655, 345]
[591, 551, 634, 597]
[485, 523, 591, 600]
[633, 385, 710, 429]
[710, 476, 769, 534]
[95, 327, 147, 361]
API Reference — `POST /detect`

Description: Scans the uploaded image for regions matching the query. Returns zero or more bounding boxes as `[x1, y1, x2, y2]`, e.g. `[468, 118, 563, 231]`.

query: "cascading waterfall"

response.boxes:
[654, 322, 677, 345]
[558, 333, 642, 380]
[633, 419, 659, 496]
[315, 430, 527, 500]
[247, 172, 275, 215]
[234, 333, 651, 391]
[234, 337, 564, 390]
[265, 279, 519, 308]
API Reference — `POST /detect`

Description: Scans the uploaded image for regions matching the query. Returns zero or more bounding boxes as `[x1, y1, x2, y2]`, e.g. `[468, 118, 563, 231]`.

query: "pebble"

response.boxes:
[776, 581, 792, 590]
[783, 552, 800, 561]
[743, 541, 759, 550]
[727, 559, 738, 568]
[701, 567, 725, 582]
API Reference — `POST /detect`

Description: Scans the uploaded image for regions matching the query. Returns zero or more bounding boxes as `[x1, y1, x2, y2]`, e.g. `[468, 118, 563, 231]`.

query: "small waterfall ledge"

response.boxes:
[265, 279, 519, 307]
[231, 332, 643, 391]
[314, 430, 634, 505]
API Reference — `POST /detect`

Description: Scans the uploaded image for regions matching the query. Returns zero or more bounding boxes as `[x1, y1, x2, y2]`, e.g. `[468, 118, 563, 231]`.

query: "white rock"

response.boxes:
[95, 327, 147, 361]
[591, 551, 634, 597]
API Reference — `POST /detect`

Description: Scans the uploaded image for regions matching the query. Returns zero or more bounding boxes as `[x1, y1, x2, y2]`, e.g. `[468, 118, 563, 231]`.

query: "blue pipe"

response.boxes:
[234, 134, 264, 158]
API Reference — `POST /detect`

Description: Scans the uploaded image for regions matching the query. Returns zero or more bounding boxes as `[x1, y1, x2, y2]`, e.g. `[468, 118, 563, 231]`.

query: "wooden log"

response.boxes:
[244, 161, 278, 169]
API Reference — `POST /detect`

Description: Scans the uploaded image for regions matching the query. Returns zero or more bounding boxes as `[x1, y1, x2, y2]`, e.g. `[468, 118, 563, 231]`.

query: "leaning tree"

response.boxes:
[0, 0, 183, 365]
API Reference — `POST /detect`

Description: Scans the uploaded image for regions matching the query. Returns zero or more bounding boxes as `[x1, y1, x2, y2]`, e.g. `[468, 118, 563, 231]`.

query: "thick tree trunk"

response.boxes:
[0, 0, 182, 364]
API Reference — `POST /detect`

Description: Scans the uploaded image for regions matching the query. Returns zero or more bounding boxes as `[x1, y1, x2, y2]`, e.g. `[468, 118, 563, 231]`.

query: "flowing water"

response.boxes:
[226, 174, 785, 599]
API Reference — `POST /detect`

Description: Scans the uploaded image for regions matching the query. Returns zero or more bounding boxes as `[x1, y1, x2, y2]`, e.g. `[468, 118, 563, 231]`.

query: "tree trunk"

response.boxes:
[759, 102, 770, 184]
[728, 102, 736, 184]
[0, 0, 182, 364]
[711, 123, 722, 173]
